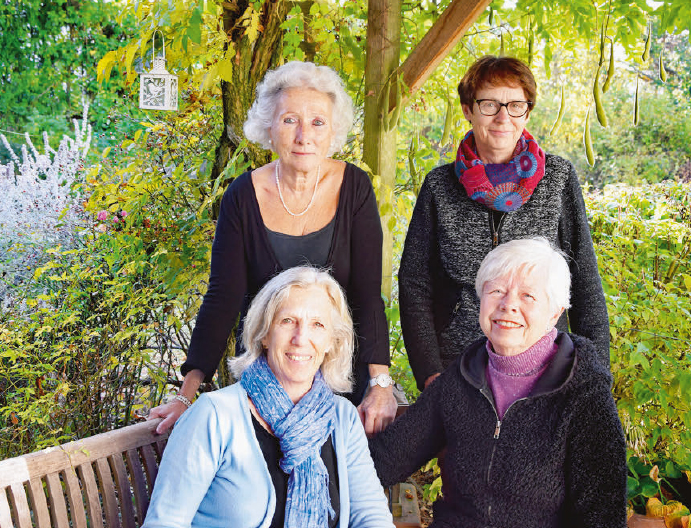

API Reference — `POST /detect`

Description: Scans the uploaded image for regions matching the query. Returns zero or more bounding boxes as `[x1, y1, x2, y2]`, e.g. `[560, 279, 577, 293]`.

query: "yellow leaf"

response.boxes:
[125, 43, 139, 76]
[650, 465, 661, 483]
[200, 63, 219, 92]
[647, 497, 665, 517]
[218, 57, 234, 82]
[97, 51, 117, 83]
[665, 511, 691, 528]
[662, 501, 686, 516]
[102, 147, 112, 158]
[245, 9, 261, 43]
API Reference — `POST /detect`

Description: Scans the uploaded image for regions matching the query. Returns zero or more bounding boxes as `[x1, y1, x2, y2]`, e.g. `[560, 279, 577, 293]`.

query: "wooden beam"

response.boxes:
[363, 0, 402, 299]
[399, 0, 492, 96]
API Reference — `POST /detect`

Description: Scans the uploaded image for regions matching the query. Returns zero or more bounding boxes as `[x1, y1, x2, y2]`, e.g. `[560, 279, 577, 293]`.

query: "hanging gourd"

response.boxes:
[139, 31, 178, 111]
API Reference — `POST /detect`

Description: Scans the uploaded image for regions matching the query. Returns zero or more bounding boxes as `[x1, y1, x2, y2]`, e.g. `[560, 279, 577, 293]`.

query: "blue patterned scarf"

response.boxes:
[241, 355, 336, 528]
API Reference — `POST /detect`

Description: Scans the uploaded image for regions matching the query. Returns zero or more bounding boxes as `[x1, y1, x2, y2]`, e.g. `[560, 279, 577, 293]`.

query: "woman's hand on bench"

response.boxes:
[148, 369, 204, 434]
[148, 399, 188, 434]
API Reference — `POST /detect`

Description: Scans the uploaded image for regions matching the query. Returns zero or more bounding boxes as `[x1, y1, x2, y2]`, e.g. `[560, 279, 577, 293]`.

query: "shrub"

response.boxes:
[588, 181, 691, 509]
[0, 101, 249, 458]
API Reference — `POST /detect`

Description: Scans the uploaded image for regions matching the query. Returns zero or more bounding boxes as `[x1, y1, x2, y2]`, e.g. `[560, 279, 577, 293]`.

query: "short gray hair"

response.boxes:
[230, 266, 354, 393]
[474, 237, 572, 313]
[243, 61, 354, 156]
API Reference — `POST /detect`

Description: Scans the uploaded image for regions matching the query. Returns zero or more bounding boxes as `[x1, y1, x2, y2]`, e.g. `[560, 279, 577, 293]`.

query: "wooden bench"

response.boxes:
[0, 418, 421, 528]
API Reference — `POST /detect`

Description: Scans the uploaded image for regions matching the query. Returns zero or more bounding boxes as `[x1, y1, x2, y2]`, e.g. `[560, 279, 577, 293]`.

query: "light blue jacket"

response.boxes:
[143, 383, 394, 528]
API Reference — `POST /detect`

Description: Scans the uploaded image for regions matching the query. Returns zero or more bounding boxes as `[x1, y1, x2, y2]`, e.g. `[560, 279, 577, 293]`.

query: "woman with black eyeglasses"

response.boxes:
[399, 56, 610, 392]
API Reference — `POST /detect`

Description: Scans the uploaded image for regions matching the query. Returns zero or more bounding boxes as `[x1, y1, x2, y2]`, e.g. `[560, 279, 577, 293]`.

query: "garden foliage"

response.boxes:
[0, 102, 247, 458]
[2, 0, 691, 514]
[588, 182, 691, 508]
[0, 106, 92, 311]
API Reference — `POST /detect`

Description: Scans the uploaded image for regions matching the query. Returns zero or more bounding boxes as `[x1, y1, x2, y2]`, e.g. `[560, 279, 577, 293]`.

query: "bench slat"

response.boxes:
[63, 466, 88, 528]
[45, 472, 70, 527]
[8, 482, 32, 528]
[110, 453, 137, 528]
[0, 489, 14, 527]
[153, 437, 167, 459]
[140, 444, 158, 491]
[126, 448, 149, 523]
[96, 457, 120, 528]
[27, 478, 51, 528]
[77, 462, 105, 528]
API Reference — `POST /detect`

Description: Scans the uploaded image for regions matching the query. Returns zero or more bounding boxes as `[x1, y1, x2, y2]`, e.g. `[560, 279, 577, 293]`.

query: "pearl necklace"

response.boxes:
[275, 162, 320, 217]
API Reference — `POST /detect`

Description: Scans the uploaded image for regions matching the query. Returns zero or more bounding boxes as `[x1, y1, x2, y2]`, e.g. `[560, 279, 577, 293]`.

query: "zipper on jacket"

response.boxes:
[480, 386, 528, 524]
[489, 211, 506, 248]
[493, 420, 501, 439]
[480, 387, 500, 524]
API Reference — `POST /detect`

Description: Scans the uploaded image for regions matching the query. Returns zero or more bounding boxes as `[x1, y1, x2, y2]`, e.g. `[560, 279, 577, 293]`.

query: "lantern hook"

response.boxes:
[152, 30, 165, 61]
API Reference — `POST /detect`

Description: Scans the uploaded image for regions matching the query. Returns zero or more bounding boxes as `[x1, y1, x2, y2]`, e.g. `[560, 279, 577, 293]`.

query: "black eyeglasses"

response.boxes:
[475, 99, 533, 117]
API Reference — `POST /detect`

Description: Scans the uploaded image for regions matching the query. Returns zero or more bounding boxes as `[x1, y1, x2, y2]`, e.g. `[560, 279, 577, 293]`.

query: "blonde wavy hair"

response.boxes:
[229, 266, 354, 393]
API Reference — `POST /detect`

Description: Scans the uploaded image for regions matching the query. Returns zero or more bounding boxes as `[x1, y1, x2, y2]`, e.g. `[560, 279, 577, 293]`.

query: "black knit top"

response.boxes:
[182, 163, 390, 401]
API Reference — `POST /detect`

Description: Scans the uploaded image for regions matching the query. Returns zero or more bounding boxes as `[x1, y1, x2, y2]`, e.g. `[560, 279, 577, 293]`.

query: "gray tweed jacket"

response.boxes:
[398, 154, 609, 389]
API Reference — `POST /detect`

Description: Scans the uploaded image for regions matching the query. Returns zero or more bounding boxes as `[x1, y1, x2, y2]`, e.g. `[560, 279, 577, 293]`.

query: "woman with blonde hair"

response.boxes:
[144, 267, 395, 528]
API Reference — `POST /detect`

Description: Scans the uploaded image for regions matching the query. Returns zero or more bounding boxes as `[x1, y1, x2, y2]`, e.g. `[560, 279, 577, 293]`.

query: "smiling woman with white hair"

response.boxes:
[370, 238, 627, 528]
[148, 61, 397, 437]
[143, 267, 394, 528]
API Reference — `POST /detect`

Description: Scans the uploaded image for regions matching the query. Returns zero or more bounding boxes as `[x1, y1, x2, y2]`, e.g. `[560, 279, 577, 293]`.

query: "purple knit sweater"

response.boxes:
[486, 328, 559, 419]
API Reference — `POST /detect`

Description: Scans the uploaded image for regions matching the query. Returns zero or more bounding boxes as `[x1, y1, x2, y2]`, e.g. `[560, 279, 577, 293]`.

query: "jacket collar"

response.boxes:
[459, 332, 576, 397]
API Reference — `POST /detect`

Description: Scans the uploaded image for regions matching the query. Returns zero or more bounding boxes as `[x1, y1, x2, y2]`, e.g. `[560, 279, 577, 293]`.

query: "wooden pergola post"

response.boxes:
[363, 0, 492, 300]
[398, 0, 493, 101]
[363, 0, 402, 299]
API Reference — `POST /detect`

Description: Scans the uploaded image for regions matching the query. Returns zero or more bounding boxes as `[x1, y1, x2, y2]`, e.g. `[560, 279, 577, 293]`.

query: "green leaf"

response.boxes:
[629, 348, 650, 369]
[640, 480, 659, 498]
[627, 476, 640, 497]
[187, 8, 202, 45]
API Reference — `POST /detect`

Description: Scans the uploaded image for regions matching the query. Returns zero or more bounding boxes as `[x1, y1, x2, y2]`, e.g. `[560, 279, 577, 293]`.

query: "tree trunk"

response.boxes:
[211, 0, 288, 387]
[209, 0, 288, 185]
[363, 0, 402, 300]
[298, 1, 317, 61]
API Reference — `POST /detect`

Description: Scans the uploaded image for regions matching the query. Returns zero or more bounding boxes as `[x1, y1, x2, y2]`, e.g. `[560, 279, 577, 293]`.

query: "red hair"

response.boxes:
[457, 56, 537, 110]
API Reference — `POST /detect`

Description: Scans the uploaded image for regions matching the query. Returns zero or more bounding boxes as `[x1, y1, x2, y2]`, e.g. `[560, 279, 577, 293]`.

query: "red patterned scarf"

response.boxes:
[454, 129, 546, 212]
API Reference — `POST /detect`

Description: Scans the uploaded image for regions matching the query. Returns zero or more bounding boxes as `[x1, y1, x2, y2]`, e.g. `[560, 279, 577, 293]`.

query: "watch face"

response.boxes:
[373, 374, 392, 388]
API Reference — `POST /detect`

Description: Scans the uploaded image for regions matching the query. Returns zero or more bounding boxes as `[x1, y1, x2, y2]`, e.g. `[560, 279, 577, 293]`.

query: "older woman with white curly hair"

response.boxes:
[143, 267, 395, 528]
[370, 238, 627, 528]
[148, 61, 397, 436]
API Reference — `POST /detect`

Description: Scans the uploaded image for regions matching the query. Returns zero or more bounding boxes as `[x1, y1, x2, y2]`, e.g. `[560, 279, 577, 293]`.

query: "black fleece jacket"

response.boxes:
[369, 333, 627, 528]
[399, 155, 610, 389]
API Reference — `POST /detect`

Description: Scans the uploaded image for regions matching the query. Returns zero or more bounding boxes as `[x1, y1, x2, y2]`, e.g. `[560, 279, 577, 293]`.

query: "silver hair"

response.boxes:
[243, 61, 354, 156]
[474, 237, 572, 313]
[229, 266, 354, 393]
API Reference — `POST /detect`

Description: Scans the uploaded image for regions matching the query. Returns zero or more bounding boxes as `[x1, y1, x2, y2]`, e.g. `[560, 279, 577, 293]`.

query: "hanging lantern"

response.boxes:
[139, 31, 178, 111]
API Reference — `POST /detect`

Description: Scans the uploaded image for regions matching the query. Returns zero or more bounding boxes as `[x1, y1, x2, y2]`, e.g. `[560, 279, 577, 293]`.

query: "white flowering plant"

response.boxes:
[0, 104, 92, 308]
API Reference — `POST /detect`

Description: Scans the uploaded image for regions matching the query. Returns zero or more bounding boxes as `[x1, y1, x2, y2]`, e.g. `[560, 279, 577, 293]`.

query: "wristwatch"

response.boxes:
[369, 373, 394, 388]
